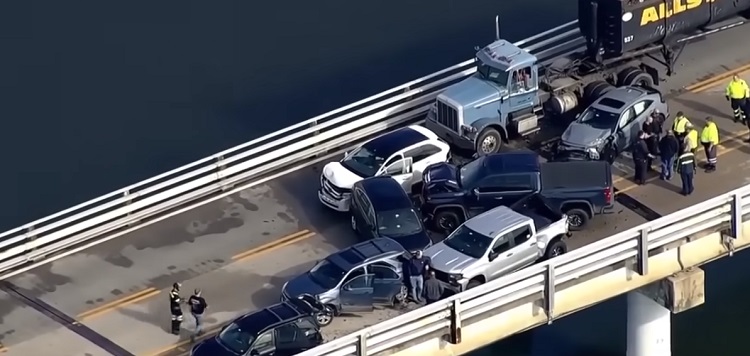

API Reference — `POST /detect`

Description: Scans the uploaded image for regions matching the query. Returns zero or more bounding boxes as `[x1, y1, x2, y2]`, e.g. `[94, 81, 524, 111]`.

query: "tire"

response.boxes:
[475, 127, 503, 156]
[565, 208, 590, 231]
[315, 307, 334, 327]
[392, 285, 408, 308]
[544, 239, 568, 259]
[624, 70, 655, 88]
[583, 81, 613, 104]
[466, 279, 483, 290]
[616, 67, 640, 87]
[434, 209, 463, 234]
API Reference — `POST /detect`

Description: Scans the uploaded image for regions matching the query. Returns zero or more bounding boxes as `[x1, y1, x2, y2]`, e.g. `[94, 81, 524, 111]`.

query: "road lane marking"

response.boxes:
[231, 229, 315, 261]
[686, 62, 750, 93]
[144, 324, 224, 356]
[77, 288, 160, 321]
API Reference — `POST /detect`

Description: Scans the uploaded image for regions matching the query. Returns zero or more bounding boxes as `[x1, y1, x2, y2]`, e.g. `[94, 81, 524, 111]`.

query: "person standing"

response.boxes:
[726, 74, 750, 124]
[642, 113, 661, 169]
[423, 271, 444, 305]
[188, 289, 208, 338]
[632, 131, 653, 185]
[684, 123, 699, 154]
[658, 130, 679, 180]
[169, 282, 184, 335]
[675, 148, 697, 196]
[672, 111, 691, 152]
[700, 117, 719, 172]
[406, 250, 430, 304]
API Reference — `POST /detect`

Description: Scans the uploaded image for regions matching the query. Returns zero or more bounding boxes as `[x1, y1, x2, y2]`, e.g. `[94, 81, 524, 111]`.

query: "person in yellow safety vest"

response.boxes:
[726, 74, 750, 125]
[672, 111, 691, 151]
[684, 123, 699, 155]
[700, 117, 719, 172]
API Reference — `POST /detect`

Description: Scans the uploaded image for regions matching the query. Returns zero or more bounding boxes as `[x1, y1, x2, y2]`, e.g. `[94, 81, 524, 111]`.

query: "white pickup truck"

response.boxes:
[424, 194, 570, 292]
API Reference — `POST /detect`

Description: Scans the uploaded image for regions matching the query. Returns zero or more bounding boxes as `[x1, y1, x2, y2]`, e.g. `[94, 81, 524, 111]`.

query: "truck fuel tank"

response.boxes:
[578, 0, 750, 59]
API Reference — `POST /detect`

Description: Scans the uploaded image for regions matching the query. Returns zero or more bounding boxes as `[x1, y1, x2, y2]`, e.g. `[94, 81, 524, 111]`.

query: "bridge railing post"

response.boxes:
[25, 226, 36, 261]
[725, 192, 743, 256]
[216, 155, 230, 191]
[357, 331, 368, 356]
[543, 264, 555, 324]
[448, 298, 462, 344]
[636, 228, 649, 276]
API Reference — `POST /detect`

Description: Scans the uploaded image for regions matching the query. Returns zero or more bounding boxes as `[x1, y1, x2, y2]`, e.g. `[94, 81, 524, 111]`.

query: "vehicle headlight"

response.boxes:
[461, 125, 477, 137]
[586, 147, 600, 160]
[448, 273, 463, 281]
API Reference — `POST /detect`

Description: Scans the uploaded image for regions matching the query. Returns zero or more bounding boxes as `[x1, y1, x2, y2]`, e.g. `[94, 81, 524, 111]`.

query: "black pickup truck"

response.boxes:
[420, 151, 613, 232]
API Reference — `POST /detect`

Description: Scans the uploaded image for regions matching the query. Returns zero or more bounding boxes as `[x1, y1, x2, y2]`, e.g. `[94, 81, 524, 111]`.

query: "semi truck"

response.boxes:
[426, 0, 750, 156]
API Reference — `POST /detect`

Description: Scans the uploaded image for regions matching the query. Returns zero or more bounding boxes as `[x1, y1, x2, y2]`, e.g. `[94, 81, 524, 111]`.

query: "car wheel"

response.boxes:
[476, 127, 502, 156]
[315, 308, 334, 327]
[565, 208, 590, 231]
[393, 285, 408, 307]
[545, 240, 568, 259]
[350, 216, 357, 231]
[435, 210, 462, 234]
[466, 279, 483, 290]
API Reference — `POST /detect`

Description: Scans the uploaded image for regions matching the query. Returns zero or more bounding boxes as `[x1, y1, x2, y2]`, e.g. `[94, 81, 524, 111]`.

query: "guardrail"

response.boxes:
[298, 184, 746, 356]
[0, 21, 583, 278]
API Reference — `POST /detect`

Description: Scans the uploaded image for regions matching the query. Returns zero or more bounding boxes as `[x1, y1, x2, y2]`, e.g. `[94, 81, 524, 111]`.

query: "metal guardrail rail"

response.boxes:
[298, 185, 747, 356]
[0, 20, 582, 278]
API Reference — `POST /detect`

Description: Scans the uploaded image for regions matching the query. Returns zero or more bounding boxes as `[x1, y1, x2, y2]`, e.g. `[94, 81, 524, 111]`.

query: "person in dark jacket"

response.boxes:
[423, 271, 444, 304]
[188, 289, 208, 338]
[632, 131, 653, 185]
[642, 113, 662, 169]
[658, 130, 679, 180]
[406, 250, 430, 304]
[675, 148, 697, 196]
[169, 282, 183, 335]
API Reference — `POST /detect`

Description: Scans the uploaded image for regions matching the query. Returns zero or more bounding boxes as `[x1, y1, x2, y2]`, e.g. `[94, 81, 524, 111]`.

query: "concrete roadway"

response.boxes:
[3, 25, 750, 356]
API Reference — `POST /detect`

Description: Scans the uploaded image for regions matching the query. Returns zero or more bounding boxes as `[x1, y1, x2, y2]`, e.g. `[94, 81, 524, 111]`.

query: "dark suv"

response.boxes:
[190, 296, 325, 356]
[350, 176, 432, 253]
[421, 151, 613, 232]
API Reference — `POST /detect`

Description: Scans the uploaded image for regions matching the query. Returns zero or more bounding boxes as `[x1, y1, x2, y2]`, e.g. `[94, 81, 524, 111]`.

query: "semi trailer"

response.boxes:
[426, 0, 750, 156]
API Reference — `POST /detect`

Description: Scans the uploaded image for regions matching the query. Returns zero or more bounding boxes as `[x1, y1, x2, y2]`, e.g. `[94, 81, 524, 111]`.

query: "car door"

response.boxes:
[505, 224, 538, 270]
[370, 263, 404, 305]
[379, 153, 414, 189]
[404, 143, 444, 182]
[631, 99, 654, 131]
[508, 66, 537, 112]
[248, 329, 275, 356]
[486, 235, 515, 280]
[470, 174, 536, 215]
[338, 271, 375, 313]
[615, 106, 638, 151]
[352, 188, 376, 239]
[274, 317, 321, 354]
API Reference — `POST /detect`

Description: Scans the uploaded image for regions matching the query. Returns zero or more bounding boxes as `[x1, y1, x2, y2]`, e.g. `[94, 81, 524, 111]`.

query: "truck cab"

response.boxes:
[425, 40, 541, 156]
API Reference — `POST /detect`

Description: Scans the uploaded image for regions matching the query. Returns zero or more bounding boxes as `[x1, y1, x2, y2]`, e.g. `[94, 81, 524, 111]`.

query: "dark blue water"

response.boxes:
[0, 0, 573, 231]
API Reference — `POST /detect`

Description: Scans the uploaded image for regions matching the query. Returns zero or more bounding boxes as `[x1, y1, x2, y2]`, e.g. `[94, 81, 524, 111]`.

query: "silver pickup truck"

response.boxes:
[424, 194, 570, 292]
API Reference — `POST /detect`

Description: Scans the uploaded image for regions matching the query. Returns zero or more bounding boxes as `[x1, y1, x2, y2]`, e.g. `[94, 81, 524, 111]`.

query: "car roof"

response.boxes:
[358, 177, 412, 211]
[592, 86, 647, 113]
[328, 238, 405, 270]
[234, 302, 304, 334]
[465, 206, 531, 237]
[362, 127, 428, 159]
[479, 151, 540, 175]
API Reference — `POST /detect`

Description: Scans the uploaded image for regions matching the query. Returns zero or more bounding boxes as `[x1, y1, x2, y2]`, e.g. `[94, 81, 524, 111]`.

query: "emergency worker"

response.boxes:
[672, 111, 691, 152]
[632, 130, 653, 185]
[675, 147, 697, 196]
[726, 74, 750, 124]
[169, 282, 183, 335]
[684, 123, 699, 155]
[700, 117, 719, 172]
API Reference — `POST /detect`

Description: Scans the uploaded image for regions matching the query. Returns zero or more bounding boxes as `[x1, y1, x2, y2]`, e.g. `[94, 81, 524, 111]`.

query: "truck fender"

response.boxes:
[560, 200, 594, 217]
[431, 204, 468, 219]
[473, 117, 508, 142]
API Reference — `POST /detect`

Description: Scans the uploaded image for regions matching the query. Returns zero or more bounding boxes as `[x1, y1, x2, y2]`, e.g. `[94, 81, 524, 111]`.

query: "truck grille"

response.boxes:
[432, 269, 452, 284]
[321, 177, 349, 198]
[436, 100, 459, 132]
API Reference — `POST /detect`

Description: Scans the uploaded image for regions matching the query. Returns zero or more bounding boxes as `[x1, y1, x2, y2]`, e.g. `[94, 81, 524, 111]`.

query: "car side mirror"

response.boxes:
[343, 285, 352, 291]
[488, 251, 499, 261]
[250, 350, 260, 356]
[536, 240, 546, 250]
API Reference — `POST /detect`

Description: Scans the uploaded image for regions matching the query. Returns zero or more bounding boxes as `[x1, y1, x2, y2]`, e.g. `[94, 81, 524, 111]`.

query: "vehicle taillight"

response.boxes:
[604, 186, 612, 204]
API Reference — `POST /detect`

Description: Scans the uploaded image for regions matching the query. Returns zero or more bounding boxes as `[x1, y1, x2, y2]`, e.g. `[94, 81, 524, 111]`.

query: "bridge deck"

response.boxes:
[3, 25, 750, 356]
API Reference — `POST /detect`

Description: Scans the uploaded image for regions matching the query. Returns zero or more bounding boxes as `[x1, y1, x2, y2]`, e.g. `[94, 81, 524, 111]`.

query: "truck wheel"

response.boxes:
[467, 279, 483, 290]
[544, 239, 568, 259]
[616, 67, 640, 87]
[315, 307, 334, 327]
[475, 127, 502, 156]
[623, 70, 654, 88]
[435, 210, 462, 234]
[565, 208, 590, 231]
[583, 81, 613, 104]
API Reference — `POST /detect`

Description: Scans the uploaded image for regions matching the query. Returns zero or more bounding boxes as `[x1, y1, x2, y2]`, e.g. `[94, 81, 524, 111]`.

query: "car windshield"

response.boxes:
[442, 225, 492, 259]
[578, 107, 619, 129]
[477, 62, 509, 87]
[377, 208, 423, 237]
[458, 156, 485, 188]
[217, 323, 254, 355]
[340, 145, 387, 177]
[308, 258, 348, 289]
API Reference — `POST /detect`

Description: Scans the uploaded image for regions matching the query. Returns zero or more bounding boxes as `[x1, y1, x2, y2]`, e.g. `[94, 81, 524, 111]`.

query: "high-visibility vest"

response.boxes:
[700, 122, 719, 144]
[675, 152, 696, 173]
[685, 129, 698, 149]
[673, 116, 690, 134]
[727, 79, 750, 99]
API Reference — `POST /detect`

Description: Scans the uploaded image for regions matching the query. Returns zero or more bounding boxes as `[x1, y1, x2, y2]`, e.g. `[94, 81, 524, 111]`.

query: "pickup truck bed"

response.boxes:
[511, 193, 563, 231]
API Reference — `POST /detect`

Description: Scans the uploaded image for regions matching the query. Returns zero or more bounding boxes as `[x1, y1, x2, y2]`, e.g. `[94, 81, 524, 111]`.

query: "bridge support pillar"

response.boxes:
[627, 267, 705, 356]
[626, 291, 671, 356]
